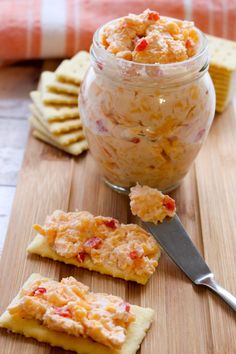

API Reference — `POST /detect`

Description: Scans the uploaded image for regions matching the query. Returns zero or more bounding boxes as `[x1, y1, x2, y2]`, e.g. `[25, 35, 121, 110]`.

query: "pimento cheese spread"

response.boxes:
[79, 9, 215, 192]
[130, 184, 176, 223]
[8, 276, 135, 348]
[33, 210, 159, 278]
[100, 9, 199, 63]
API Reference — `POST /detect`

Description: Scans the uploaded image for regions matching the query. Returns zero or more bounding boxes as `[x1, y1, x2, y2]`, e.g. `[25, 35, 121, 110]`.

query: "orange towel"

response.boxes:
[0, 0, 235, 60]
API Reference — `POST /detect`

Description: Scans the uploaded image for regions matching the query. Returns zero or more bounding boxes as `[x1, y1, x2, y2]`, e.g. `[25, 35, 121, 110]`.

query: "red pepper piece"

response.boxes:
[84, 237, 103, 249]
[120, 301, 131, 312]
[129, 250, 142, 260]
[103, 219, 118, 229]
[77, 252, 86, 263]
[135, 38, 148, 52]
[122, 23, 130, 28]
[195, 128, 206, 142]
[185, 39, 194, 49]
[33, 287, 47, 296]
[97, 62, 103, 71]
[163, 195, 176, 212]
[96, 119, 108, 133]
[130, 137, 140, 144]
[148, 11, 160, 21]
[55, 307, 72, 318]
[125, 302, 131, 312]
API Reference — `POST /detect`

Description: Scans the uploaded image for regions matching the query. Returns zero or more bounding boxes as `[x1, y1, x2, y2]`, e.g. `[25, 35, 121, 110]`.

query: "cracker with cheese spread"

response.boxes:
[0, 273, 154, 354]
[27, 210, 161, 284]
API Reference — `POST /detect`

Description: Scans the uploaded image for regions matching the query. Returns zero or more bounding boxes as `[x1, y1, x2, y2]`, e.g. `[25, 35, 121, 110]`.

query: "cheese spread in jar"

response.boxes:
[79, 9, 215, 193]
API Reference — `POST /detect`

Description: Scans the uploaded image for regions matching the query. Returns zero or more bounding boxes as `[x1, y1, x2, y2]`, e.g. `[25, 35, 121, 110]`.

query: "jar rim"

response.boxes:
[92, 16, 208, 69]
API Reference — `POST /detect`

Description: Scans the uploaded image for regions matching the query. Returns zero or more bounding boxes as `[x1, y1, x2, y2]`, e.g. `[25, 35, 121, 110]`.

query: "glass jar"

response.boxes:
[79, 19, 215, 193]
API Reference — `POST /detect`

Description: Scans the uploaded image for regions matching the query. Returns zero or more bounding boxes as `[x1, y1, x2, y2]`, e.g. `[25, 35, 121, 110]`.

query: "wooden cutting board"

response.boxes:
[0, 101, 236, 353]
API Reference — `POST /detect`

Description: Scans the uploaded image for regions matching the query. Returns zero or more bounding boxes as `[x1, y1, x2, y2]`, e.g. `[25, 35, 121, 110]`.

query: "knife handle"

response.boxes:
[196, 274, 236, 312]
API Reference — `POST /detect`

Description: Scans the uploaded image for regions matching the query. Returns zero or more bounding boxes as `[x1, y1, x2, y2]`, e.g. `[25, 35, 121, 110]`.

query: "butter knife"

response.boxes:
[145, 215, 236, 312]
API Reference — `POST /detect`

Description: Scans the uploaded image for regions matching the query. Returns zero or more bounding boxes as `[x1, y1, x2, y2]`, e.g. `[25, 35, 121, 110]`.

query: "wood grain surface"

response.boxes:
[0, 61, 43, 252]
[0, 60, 60, 252]
[0, 67, 236, 354]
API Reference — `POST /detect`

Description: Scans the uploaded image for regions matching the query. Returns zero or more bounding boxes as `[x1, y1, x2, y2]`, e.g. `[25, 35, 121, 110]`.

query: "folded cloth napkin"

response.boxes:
[0, 0, 235, 60]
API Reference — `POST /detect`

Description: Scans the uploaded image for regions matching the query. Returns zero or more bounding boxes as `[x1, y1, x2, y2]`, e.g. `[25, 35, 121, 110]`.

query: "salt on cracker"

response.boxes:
[30, 91, 80, 122]
[55, 51, 90, 85]
[0, 273, 154, 354]
[40, 72, 78, 105]
[29, 114, 85, 147]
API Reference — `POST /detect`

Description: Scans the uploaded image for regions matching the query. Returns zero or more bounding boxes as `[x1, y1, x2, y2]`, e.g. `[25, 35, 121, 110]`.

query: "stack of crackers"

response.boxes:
[29, 51, 90, 155]
[207, 35, 236, 113]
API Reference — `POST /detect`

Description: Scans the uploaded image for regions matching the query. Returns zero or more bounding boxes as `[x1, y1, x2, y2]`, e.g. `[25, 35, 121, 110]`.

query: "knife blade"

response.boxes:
[144, 215, 236, 311]
[145, 215, 210, 283]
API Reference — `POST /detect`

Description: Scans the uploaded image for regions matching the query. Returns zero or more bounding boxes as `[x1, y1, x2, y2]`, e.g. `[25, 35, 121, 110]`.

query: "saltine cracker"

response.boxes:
[40, 72, 78, 105]
[30, 91, 80, 122]
[55, 51, 90, 85]
[0, 273, 154, 354]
